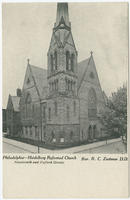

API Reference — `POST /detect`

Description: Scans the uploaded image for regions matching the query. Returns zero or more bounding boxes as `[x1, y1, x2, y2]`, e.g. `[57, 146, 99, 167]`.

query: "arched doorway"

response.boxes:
[93, 125, 96, 139]
[88, 125, 92, 140]
[88, 124, 97, 140]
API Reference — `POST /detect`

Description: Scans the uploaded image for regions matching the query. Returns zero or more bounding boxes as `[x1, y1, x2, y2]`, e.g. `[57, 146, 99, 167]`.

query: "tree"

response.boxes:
[101, 84, 127, 140]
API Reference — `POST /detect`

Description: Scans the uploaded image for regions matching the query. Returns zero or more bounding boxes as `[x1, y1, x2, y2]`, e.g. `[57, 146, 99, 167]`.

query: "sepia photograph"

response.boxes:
[2, 2, 128, 154]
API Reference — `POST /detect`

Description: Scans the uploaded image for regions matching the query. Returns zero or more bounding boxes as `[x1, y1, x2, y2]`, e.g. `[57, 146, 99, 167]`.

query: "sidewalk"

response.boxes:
[3, 137, 122, 154]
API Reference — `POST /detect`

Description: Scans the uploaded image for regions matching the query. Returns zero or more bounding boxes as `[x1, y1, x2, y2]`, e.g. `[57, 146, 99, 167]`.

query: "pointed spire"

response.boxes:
[56, 3, 70, 27]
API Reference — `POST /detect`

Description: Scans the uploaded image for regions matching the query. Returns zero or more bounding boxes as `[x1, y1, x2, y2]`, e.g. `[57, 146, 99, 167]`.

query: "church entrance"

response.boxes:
[88, 124, 97, 141]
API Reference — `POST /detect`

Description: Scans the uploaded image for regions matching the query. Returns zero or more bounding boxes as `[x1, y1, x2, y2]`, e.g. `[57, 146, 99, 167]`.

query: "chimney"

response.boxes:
[16, 88, 22, 97]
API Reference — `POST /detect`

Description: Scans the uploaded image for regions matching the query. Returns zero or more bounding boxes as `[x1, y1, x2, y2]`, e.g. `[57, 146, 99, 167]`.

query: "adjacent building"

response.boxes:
[6, 89, 21, 137]
[2, 109, 7, 132]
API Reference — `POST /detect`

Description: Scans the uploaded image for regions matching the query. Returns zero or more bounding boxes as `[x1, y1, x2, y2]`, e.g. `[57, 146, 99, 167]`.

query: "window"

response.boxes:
[70, 131, 73, 140]
[88, 88, 97, 118]
[71, 54, 75, 72]
[90, 72, 95, 79]
[27, 78, 30, 84]
[54, 51, 57, 70]
[67, 105, 70, 120]
[43, 126, 46, 139]
[56, 79, 58, 90]
[51, 131, 56, 142]
[50, 55, 53, 72]
[88, 126, 92, 139]
[60, 138, 64, 143]
[48, 108, 51, 120]
[25, 93, 32, 118]
[32, 104, 35, 115]
[25, 127, 28, 135]
[68, 80, 70, 91]
[82, 130, 84, 140]
[66, 51, 70, 70]
[30, 126, 32, 136]
[43, 106, 46, 119]
[73, 101, 76, 114]
[54, 102, 57, 116]
[35, 126, 38, 137]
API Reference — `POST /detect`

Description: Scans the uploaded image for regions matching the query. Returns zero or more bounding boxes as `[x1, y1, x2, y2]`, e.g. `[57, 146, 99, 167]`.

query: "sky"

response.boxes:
[2, 2, 128, 108]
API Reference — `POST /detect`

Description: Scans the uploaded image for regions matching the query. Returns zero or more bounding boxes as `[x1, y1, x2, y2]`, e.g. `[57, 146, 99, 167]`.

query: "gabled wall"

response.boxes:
[78, 56, 105, 141]
[20, 65, 42, 141]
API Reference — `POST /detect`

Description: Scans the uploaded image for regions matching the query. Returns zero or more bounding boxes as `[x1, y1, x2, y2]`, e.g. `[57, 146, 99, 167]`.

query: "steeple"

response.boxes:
[47, 2, 78, 97]
[55, 3, 70, 27]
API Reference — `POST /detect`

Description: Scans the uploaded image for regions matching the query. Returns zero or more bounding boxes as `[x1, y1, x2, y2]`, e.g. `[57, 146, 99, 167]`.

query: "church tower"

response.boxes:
[47, 2, 78, 96]
[46, 3, 80, 145]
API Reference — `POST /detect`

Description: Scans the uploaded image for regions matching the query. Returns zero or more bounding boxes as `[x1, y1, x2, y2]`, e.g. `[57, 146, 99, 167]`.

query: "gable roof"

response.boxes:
[10, 96, 20, 112]
[29, 65, 47, 99]
[77, 57, 91, 88]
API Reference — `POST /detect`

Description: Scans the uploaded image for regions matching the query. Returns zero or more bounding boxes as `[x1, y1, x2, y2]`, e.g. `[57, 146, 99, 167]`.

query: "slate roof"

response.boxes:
[11, 96, 20, 112]
[27, 56, 93, 99]
[30, 65, 47, 99]
[77, 57, 91, 88]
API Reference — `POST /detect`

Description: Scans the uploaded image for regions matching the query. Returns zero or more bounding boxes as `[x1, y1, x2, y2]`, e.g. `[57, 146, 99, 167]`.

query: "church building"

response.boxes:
[18, 3, 106, 147]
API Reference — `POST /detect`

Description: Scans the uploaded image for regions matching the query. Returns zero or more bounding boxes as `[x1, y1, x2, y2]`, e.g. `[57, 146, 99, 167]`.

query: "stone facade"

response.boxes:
[8, 3, 106, 147]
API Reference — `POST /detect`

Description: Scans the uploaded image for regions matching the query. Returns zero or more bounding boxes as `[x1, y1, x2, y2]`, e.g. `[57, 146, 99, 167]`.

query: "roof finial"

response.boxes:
[27, 58, 30, 65]
[90, 51, 93, 56]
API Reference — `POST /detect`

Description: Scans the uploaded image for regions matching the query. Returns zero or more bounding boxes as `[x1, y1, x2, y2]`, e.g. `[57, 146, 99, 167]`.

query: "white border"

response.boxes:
[0, 1, 129, 200]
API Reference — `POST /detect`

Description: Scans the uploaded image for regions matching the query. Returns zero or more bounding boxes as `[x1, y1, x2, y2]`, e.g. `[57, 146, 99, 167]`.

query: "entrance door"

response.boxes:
[93, 125, 96, 139]
[88, 125, 92, 140]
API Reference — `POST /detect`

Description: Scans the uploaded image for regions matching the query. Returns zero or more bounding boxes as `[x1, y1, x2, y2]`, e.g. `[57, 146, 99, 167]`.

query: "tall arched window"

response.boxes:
[66, 51, 70, 70]
[67, 105, 70, 120]
[50, 54, 53, 72]
[54, 51, 57, 70]
[54, 102, 57, 116]
[48, 107, 51, 120]
[73, 101, 76, 114]
[88, 88, 97, 118]
[70, 131, 73, 140]
[71, 54, 75, 72]
[25, 93, 31, 118]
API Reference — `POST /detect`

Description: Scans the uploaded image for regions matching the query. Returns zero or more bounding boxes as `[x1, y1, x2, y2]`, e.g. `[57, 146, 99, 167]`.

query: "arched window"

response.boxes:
[88, 88, 97, 118]
[54, 102, 57, 116]
[25, 93, 31, 118]
[48, 107, 51, 120]
[71, 54, 75, 72]
[68, 80, 70, 91]
[70, 81, 73, 91]
[54, 51, 57, 70]
[43, 106, 46, 119]
[70, 131, 73, 140]
[51, 131, 54, 138]
[73, 101, 76, 114]
[50, 54, 53, 72]
[52, 82, 54, 91]
[66, 51, 70, 70]
[93, 125, 96, 138]
[88, 125, 92, 139]
[82, 130, 84, 140]
[51, 131, 56, 142]
[56, 79, 58, 90]
[67, 105, 70, 120]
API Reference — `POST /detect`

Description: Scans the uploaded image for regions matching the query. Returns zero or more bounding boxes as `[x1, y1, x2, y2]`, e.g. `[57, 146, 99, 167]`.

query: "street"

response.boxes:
[3, 141, 31, 153]
[77, 141, 127, 153]
[2, 137, 127, 154]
